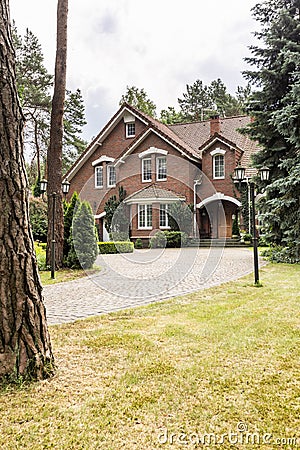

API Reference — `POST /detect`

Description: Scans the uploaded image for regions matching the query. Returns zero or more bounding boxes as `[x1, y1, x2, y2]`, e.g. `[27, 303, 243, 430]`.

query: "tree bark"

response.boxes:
[46, 0, 68, 268]
[0, 0, 55, 380]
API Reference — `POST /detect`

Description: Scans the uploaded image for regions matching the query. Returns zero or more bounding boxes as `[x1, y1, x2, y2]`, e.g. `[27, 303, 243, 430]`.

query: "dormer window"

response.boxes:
[214, 154, 225, 178]
[210, 149, 226, 179]
[126, 122, 135, 138]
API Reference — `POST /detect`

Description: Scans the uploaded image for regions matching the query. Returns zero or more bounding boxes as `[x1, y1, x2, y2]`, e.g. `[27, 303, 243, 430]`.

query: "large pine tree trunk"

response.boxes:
[46, 0, 68, 268]
[0, 0, 55, 380]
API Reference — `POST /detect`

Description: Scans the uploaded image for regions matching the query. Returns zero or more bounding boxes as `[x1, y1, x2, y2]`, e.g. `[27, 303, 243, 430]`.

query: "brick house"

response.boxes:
[65, 103, 259, 242]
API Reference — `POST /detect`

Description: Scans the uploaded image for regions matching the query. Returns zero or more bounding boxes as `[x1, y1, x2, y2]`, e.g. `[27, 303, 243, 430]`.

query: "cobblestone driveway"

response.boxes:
[43, 247, 263, 325]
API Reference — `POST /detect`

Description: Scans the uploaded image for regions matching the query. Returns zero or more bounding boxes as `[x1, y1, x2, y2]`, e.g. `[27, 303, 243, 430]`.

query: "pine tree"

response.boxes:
[13, 27, 52, 180]
[243, 0, 300, 262]
[13, 26, 87, 183]
[177, 78, 245, 122]
[178, 79, 213, 121]
[160, 106, 185, 124]
[63, 89, 87, 172]
[119, 86, 157, 117]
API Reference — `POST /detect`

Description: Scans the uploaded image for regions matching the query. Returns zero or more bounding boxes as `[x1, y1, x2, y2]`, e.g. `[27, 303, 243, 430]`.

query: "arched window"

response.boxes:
[213, 154, 225, 178]
[210, 149, 226, 179]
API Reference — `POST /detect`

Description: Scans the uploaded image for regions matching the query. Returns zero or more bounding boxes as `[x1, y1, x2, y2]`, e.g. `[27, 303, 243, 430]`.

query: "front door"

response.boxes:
[208, 201, 233, 239]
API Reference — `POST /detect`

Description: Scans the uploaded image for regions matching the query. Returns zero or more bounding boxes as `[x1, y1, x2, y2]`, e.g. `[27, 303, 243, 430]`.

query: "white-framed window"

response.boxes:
[138, 204, 152, 229]
[142, 158, 152, 182]
[107, 165, 116, 187]
[126, 122, 135, 138]
[159, 204, 170, 228]
[213, 154, 225, 179]
[157, 156, 167, 181]
[95, 166, 103, 188]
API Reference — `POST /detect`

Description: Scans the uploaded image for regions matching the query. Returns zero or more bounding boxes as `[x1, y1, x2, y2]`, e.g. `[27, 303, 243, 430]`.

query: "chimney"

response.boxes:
[210, 115, 221, 136]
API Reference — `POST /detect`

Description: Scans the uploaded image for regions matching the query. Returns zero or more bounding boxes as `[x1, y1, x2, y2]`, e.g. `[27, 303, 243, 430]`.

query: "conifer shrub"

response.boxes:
[66, 201, 98, 269]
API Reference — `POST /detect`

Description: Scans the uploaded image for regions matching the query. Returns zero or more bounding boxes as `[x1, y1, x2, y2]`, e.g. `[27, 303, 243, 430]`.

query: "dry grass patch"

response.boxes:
[0, 263, 299, 449]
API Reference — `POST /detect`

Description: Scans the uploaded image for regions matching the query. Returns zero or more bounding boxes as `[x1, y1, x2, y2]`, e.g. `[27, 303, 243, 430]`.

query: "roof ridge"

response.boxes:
[168, 114, 250, 127]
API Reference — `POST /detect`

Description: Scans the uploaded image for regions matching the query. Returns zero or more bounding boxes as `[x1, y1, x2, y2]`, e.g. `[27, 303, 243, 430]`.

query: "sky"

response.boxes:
[10, 0, 258, 143]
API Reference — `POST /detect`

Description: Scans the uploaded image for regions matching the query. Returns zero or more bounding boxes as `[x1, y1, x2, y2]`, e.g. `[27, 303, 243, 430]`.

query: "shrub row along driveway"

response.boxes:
[43, 247, 265, 325]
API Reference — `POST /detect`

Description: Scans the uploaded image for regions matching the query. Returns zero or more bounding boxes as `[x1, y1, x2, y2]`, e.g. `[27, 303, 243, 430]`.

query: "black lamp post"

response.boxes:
[234, 164, 270, 285]
[40, 178, 70, 279]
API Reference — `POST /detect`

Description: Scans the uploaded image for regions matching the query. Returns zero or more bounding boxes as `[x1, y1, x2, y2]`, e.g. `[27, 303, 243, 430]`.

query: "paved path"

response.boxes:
[43, 247, 265, 325]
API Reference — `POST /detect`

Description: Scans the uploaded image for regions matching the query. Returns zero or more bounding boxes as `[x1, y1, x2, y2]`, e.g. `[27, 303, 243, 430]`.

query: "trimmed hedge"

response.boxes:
[98, 241, 134, 254]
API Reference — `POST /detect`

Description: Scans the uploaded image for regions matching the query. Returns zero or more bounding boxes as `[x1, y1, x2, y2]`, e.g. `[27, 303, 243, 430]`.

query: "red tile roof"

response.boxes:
[169, 116, 260, 176]
[66, 104, 260, 181]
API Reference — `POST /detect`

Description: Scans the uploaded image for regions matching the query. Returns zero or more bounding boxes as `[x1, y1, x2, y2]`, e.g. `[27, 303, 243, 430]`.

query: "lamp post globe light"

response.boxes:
[234, 164, 270, 285]
[39, 179, 71, 279]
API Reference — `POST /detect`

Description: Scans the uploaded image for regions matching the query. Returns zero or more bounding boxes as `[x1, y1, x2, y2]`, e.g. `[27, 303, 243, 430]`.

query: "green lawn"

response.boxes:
[39, 266, 101, 285]
[1, 264, 299, 449]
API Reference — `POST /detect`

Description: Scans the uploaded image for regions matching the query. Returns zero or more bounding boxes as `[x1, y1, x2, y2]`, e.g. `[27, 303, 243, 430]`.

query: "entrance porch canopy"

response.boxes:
[197, 192, 241, 209]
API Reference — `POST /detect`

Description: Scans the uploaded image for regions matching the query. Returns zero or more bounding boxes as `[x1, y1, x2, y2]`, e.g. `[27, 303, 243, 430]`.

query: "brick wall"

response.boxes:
[201, 141, 239, 200]
[69, 126, 201, 215]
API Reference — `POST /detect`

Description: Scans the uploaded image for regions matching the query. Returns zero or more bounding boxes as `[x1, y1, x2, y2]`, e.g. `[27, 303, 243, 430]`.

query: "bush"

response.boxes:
[134, 238, 143, 249]
[149, 231, 188, 248]
[260, 245, 300, 264]
[165, 231, 188, 247]
[242, 233, 252, 243]
[149, 231, 167, 249]
[232, 215, 240, 237]
[29, 197, 48, 242]
[98, 241, 134, 254]
[34, 242, 47, 271]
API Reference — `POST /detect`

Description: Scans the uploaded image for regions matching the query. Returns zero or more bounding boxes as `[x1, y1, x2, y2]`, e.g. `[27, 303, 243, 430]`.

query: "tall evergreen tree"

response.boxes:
[178, 79, 213, 122]
[119, 86, 157, 117]
[209, 78, 241, 117]
[243, 0, 300, 262]
[13, 26, 87, 181]
[63, 89, 87, 172]
[13, 27, 52, 180]
[177, 78, 245, 122]
[160, 106, 185, 124]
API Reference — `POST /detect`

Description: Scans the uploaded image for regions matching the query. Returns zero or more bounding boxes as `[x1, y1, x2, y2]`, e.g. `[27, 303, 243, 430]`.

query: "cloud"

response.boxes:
[10, 0, 258, 141]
